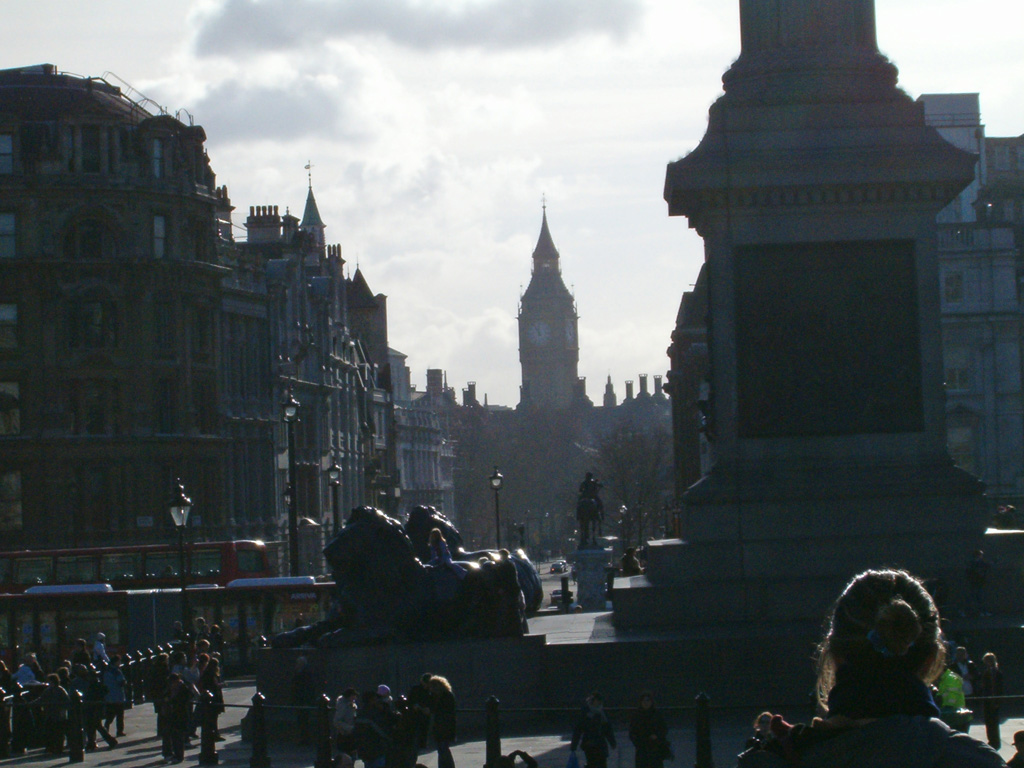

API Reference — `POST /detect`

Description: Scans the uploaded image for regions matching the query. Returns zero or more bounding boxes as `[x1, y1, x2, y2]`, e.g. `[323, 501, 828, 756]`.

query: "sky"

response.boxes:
[4, 0, 1023, 406]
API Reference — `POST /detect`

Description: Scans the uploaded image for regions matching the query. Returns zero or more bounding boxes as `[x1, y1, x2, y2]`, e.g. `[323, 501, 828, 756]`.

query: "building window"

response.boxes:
[81, 125, 101, 173]
[945, 366, 972, 392]
[0, 213, 14, 258]
[0, 304, 15, 349]
[190, 305, 213, 359]
[152, 138, 164, 179]
[63, 218, 116, 260]
[0, 134, 12, 174]
[68, 380, 118, 435]
[67, 300, 118, 349]
[944, 271, 964, 303]
[948, 425, 976, 475]
[155, 379, 175, 434]
[154, 302, 175, 357]
[994, 146, 1011, 172]
[154, 215, 166, 258]
[0, 471, 21, 532]
[0, 382, 19, 435]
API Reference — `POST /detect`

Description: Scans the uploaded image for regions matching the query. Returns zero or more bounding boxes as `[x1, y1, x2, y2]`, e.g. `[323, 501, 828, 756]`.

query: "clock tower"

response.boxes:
[518, 207, 580, 409]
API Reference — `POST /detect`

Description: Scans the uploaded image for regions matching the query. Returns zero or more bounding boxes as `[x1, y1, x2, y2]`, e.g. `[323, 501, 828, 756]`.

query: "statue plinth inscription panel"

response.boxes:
[734, 240, 923, 438]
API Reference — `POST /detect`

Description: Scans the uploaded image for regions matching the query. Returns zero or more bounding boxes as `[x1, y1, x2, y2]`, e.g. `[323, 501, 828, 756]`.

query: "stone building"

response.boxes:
[923, 93, 1024, 508]
[0, 64, 273, 546]
[240, 192, 397, 568]
[0, 65, 396, 571]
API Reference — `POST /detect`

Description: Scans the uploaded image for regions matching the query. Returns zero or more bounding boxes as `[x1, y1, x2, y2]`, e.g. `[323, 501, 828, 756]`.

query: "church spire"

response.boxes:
[300, 162, 326, 249]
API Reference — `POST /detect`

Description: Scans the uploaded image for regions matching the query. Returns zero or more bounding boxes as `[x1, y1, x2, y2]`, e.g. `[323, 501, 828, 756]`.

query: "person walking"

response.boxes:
[162, 672, 193, 764]
[571, 692, 616, 768]
[102, 654, 128, 737]
[198, 656, 225, 740]
[629, 692, 669, 768]
[980, 652, 1004, 749]
[39, 673, 71, 754]
[333, 687, 359, 758]
[429, 675, 457, 768]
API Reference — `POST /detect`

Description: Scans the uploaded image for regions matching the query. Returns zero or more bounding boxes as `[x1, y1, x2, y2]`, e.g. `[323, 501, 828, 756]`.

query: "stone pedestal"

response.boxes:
[620, 0, 992, 630]
[574, 548, 611, 611]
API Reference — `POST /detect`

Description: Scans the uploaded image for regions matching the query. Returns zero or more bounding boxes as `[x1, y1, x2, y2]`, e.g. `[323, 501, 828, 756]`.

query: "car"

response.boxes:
[550, 560, 568, 574]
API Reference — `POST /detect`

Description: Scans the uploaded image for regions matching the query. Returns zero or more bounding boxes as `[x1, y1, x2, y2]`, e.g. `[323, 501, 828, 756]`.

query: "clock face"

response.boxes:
[528, 321, 551, 345]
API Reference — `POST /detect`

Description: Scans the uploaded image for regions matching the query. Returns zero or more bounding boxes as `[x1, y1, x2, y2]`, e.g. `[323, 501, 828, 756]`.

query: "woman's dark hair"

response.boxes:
[815, 568, 944, 709]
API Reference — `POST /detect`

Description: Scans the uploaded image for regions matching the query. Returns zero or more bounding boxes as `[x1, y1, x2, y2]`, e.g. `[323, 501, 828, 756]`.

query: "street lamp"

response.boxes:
[328, 459, 342, 535]
[282, 391, 300, 576]
[168, 479, 192, 636]
[489, 466, 504, 549]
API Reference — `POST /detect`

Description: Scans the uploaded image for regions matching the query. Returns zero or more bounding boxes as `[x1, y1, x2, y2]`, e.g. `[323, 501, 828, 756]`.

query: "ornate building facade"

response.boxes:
[0, 65, 395, 572]
[0, 64, 268, 546]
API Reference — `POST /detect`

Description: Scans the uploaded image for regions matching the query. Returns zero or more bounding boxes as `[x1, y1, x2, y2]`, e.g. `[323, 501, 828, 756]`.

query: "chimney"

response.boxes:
[625, 380, 634, 400]
[245, 204, 282, 244]
[654, 375, 664, 396]
[463, 382, 478, 407]
[639, 374, 650, 396]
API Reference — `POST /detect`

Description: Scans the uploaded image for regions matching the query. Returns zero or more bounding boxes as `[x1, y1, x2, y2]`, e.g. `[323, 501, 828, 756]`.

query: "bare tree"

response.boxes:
[595, 423, 672, 548]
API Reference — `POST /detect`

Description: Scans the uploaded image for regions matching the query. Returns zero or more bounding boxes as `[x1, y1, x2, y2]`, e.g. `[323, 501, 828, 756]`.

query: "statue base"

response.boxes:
[574, 547, 611, 611]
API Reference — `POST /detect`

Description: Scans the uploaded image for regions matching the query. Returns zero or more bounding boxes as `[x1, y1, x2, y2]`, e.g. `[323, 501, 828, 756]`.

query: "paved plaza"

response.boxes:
[5, 675, 1022, 768]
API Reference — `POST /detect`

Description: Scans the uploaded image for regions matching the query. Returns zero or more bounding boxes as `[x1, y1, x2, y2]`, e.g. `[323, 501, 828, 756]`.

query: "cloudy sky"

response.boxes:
[5, 0, 1022, 405]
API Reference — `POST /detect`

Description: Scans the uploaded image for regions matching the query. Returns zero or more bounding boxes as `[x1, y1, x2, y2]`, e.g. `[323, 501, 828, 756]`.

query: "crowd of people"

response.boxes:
[0, 616, 225, 763]
[144, 619, 227, 763]
[290, 668, 459, 768]
[0, 634, 129, 754]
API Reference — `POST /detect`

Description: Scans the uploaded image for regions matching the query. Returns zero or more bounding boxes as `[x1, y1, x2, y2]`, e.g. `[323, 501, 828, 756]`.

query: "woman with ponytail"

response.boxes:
[737, 569, 1005, 767]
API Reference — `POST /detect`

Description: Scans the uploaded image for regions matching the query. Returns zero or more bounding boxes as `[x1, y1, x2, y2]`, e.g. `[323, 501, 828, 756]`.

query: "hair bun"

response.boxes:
[874, 598, 921, 656]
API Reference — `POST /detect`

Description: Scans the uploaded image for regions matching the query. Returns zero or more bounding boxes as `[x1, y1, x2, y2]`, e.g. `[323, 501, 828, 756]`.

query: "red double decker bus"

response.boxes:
[0, 540, 274, 593]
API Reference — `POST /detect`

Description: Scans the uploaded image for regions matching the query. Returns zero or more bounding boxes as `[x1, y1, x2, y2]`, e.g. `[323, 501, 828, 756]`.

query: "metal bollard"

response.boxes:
[0, 693, 10, 759]
[314, 694, 332, 768]
[9, 684, 27, 755]
[199, 690, 220, 765]
[485, 696, 501, 768]
[68, 689, 85, 764]
[694, 692, 714, 768]
[249, 693, 271, 768]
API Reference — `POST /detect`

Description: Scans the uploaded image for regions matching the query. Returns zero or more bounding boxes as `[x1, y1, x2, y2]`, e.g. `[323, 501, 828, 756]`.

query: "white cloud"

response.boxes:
[194, 0, 644, 55]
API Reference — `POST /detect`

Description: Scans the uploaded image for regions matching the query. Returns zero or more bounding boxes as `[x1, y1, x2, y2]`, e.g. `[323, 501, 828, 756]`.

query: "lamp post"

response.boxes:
[282, 391, 300, 577]
[328, 459, 342, 536]
[489, 466, 503, 549]
[169, 479, 192, 636]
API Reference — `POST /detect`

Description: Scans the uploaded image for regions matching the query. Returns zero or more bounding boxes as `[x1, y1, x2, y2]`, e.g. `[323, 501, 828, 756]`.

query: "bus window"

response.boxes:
[15, 557, 52, 585]
[15, 607, 34, 659]
[100, 553, 140, 581]
[190, 550, 222, 578]
[64, 609, 119, 649]
[0, 611, 9, 660]
[146, 553, 179, 578]
[55, 556, 99, 584]
[0, 557, 10, 583]
[236, 548, 268, 575]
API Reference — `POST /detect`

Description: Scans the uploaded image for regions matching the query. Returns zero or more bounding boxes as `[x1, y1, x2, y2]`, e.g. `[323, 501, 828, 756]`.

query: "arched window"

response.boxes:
[62, 218, 117, 260]
[67, 297, 119, 349]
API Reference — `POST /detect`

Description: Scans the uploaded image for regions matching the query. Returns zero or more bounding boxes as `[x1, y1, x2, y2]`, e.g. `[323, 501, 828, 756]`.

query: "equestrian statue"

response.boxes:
[576, 472, 605, 548]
